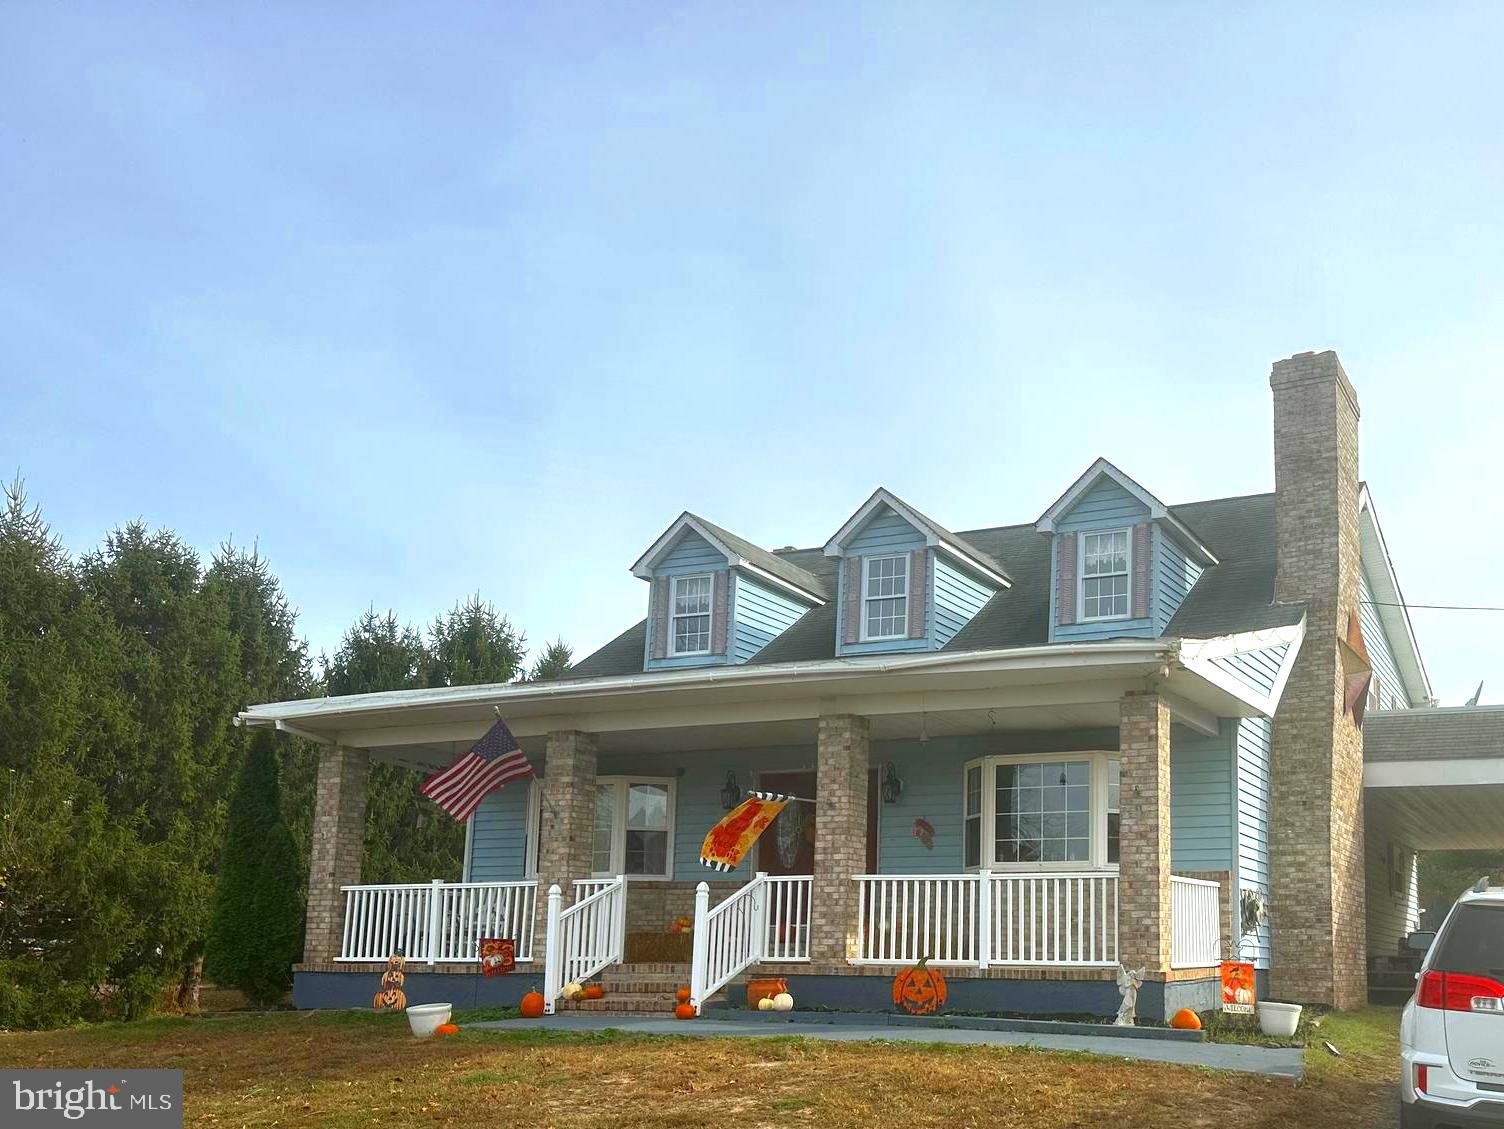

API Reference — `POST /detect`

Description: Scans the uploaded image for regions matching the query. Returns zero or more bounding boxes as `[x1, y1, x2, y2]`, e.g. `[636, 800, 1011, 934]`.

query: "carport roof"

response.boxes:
[1363, 705, 1504, 763]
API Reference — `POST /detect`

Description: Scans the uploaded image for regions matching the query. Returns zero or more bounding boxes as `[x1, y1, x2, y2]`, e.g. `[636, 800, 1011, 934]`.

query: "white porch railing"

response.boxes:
[854, 872, 1120, 968]
[338, 880, 537, 965]
[572, 879, 616, 903]
[687, 873, 812, 1013]
[1169, 875, 1222, 968]
[542, 876, 626, 1013]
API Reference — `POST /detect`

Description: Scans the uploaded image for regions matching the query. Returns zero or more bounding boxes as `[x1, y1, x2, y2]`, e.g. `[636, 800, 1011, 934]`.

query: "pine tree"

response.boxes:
[205, 730, 301, 1005]
[526, 638, 573, 681]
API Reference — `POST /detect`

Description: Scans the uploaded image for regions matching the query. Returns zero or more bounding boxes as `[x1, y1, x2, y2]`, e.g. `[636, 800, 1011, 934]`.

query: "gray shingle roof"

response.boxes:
[1364, 706, 1504, 763]
[689, 514, 829, 600]
[570, 490, 1303, 679]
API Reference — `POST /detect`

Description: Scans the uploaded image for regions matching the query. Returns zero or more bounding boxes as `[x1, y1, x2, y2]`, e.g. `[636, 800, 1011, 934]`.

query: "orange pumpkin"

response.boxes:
[1170, 1007, 1203, 1031]
[675, 985, 691, 1003]
[675, 1002, 696, 1020]
[434, 1022, 459, 1036]
[892, 956, 947, 1015]
[583, 984, 604, 1000]
[519, 990, 546, 1019]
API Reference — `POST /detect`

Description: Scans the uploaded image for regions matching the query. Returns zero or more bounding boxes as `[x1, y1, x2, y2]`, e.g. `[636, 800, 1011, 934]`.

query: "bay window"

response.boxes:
[592, 776, 675, 879]
[962, 752, 1121, 870]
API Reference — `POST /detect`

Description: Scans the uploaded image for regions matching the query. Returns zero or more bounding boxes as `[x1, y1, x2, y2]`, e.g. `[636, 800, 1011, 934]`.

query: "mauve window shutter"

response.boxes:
[1056, 535, 1077, 626]
[1132, 523, 1152, 620]
[710, 571, 730, 655]
[907, 548, 928, 639]
[651, 576, 670, 659]
[842, 557, 862, 645]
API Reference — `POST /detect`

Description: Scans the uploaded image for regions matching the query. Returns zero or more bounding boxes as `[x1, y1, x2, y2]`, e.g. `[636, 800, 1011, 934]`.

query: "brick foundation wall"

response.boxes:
[1269, 351, 1367, 1008]
[303, 744, 369, 964]
[810, 715, 870, 963]
[1118, 692, 1172, 973]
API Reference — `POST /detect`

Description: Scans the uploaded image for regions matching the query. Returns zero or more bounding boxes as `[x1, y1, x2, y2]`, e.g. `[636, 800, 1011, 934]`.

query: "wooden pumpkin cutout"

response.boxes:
[893, 956, 947, 1015]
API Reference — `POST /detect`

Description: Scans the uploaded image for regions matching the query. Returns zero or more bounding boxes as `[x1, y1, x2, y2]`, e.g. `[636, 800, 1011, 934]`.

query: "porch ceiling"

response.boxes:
[1366, 780, 1504, 851]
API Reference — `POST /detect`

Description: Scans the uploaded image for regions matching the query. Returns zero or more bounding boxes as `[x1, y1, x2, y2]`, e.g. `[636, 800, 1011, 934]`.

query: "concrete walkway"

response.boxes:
[470, 1014, 1304, 1079]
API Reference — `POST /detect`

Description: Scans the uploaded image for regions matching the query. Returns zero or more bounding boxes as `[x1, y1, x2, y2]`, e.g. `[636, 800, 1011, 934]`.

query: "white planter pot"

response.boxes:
[1257, 1001, 1302, 1038]
[406, 1002, 452, 1038]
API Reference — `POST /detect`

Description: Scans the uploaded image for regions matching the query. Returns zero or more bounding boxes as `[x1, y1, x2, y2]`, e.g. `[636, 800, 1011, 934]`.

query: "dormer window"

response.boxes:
[670, 574, 713, 655]
[1080, 529, 1130, 621]
[862, 555, 909, 640]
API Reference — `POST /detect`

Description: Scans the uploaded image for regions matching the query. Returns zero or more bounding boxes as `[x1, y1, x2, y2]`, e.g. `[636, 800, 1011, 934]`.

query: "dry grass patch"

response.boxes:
[0, 1008, 1400, 1128]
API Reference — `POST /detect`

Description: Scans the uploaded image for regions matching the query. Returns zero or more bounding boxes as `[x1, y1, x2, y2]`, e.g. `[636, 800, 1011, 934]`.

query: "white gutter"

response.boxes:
[237, 639, 1179, 727]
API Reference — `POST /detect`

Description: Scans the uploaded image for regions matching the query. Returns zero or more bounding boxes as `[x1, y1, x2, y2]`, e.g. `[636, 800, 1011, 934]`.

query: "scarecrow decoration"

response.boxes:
[1339, 611, 1373, 727]
[373, 952, 407, 1011]
[893, 956, 947, 1015]
[700, 791, 811, 872]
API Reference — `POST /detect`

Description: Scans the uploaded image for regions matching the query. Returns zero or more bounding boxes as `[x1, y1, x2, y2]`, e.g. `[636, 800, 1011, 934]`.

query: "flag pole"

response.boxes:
[495, 706, 559, 821]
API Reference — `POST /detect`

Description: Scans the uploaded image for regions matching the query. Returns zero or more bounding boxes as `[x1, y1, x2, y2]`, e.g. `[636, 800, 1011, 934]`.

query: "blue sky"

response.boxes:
[2, 3, 1500, 704]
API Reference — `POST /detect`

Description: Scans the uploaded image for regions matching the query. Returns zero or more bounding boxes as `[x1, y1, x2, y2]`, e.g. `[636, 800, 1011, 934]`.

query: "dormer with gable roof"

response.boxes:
[824, 488, 1010, 656]
[632, 512, 825, 670]
[1035, 459, 1218, 642]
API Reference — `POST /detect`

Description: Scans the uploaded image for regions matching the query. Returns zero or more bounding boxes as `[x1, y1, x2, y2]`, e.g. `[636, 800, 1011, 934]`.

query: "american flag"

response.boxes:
[419, 717, 533, 822]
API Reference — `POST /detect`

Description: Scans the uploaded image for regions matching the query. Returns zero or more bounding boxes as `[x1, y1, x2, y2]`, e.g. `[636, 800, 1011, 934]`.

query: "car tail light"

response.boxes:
[1416, 1064, 1428, 1095]
[1417, 970, 1504, 1011]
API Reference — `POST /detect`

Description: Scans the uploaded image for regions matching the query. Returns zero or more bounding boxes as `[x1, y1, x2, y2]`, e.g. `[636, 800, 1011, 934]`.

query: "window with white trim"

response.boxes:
[670, 574, 712, 655]
[963, 752, 1121, 869]
[592, 777, 675, 879]
[862, 554, 909, 640]
[1079, 529, 1130, 620]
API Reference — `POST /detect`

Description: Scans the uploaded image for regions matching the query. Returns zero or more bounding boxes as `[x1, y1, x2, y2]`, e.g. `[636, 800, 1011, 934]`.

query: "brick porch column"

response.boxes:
[533, 730, 598, 952]
[303, 743, 369, 964]
[1118, 692, 1172, 974]
[810, 714, 870, 964]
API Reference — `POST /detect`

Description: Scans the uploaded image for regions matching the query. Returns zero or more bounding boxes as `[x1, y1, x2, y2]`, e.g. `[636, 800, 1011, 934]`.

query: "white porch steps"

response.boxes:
[555, 962, 725, 1015]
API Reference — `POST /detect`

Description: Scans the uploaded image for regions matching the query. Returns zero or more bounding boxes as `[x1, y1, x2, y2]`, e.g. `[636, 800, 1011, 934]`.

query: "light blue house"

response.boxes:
[244, 349, 1433, 1018]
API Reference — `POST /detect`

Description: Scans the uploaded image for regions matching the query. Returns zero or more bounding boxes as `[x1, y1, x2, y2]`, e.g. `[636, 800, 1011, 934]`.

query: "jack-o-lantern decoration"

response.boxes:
[893, 956, 947, 1015]
[519, 990, 546, 1019]
[373, 952, 408, 1011]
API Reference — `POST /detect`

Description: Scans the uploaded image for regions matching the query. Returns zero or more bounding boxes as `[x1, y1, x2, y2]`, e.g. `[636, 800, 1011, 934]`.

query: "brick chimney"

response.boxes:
[1267, 350, 1367, 1008]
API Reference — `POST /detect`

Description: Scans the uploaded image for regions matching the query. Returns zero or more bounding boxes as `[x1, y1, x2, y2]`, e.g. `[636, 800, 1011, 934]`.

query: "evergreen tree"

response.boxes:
[526, 638, 573, 681]
[424, 594, 526, 687]
[205, 730, 302, 1005]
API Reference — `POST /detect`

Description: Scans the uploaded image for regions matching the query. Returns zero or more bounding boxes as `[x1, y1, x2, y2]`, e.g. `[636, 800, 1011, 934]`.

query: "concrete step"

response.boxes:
[607, 962, 690, 975]
[558, 993, 721, 1015]
[598, 979, 692, 994]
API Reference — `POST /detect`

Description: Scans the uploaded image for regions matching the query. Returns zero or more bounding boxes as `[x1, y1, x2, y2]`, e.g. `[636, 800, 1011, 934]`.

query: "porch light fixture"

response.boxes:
[720, 770, 741, 811]
[881, 762, 903, 805]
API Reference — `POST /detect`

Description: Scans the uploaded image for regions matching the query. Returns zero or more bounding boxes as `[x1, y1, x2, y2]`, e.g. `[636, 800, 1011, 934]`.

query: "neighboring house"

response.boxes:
[241, 349, 1443, 1019]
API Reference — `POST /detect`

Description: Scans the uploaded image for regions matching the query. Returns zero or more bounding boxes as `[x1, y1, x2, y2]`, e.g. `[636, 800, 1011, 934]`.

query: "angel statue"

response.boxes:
[1114, 964, 1148, 1026]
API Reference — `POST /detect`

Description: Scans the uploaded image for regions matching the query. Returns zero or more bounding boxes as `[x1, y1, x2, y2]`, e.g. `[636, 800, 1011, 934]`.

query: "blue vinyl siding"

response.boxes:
[1209, 644, 1289, 699]
[731, 574, 810, 663]
[1154, 527, 1203, 633]
[845, 506, 927, 555]
[932, 555, 995, 648]
[1050, 478, 1154, 641]
[1360, 567, 1411, 709]
[466, 781, 533, 882]
[1233, 716, 1272, 968]
[1171, 722, 1235, 872]
[654, 529, 728, 574]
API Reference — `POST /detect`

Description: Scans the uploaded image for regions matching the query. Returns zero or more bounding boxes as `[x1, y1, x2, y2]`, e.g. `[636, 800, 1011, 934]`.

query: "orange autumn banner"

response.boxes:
[1221, 960, 1256, 1015]
[699, 792, 793, 872]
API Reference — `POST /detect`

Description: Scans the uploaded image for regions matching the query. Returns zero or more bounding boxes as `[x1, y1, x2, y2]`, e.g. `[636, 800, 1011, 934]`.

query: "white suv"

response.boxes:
[1400, 878, 1504, 1127]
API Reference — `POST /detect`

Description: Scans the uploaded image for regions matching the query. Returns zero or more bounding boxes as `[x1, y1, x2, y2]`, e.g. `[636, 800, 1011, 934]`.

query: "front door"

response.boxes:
[755, 770, 879, 875]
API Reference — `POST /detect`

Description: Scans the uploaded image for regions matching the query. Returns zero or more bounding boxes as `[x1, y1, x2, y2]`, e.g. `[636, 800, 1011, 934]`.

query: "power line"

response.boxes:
[1361, 600, 1504, 612]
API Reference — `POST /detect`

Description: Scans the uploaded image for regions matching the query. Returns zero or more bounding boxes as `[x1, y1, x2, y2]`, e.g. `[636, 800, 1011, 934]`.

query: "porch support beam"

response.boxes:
[1117, 691, 1173, 974]
[533, 730, 598, 953]
[1162, 693, 1220, 739]
[810, 714, 870, 964]
[304, 743, 369, 964]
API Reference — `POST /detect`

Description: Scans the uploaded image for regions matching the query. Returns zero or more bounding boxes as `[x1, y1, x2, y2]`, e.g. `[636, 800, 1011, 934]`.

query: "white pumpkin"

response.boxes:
[1234, 986, 1254, 1005]
[757, 996, 775, 1011]
[563, 981, 585, 1001]
[771, 992, 794, 1012]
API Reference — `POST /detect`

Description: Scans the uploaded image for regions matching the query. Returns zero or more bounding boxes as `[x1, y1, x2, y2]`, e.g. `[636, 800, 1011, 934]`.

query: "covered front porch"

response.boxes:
[246, 641, 1262, 1020]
